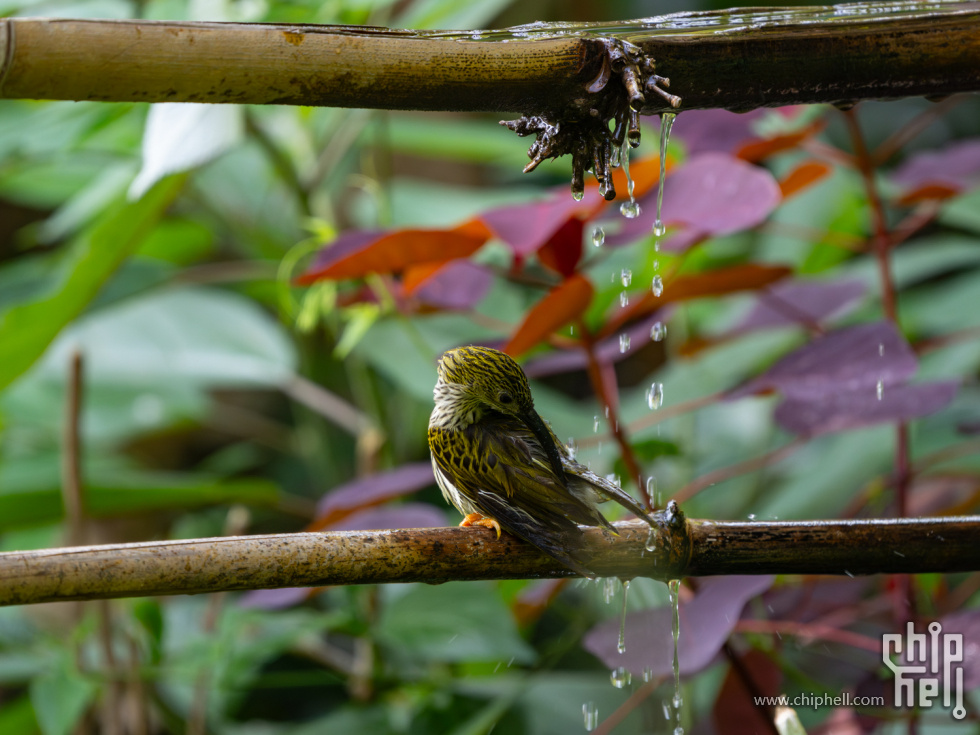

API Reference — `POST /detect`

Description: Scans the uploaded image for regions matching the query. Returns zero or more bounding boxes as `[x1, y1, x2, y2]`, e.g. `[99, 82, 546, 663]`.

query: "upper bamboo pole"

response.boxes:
[2, 1, 980, 113]
[1, 516, 977, 606]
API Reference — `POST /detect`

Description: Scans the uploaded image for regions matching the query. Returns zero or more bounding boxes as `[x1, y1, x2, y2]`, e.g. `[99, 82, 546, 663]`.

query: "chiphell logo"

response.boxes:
[882, 621, 965, 720]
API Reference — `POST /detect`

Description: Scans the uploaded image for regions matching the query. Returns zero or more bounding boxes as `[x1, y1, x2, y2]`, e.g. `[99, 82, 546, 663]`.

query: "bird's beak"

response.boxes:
[523, 409, 568, 486]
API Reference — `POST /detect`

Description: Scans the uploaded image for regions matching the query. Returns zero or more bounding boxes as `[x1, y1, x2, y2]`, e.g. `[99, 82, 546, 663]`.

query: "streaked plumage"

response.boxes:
[428, 345, 656, 577]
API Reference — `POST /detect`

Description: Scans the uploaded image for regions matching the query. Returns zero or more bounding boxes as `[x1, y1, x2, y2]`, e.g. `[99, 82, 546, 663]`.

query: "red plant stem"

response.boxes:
[843, 108, 916, 631]
[734, 619, 882, 653]
[578, 321, 651, 510]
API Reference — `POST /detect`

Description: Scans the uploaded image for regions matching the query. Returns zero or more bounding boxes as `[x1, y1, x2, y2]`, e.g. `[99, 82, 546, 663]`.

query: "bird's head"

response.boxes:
[436, 346, 534, 418]
[434, 346, 567, 484]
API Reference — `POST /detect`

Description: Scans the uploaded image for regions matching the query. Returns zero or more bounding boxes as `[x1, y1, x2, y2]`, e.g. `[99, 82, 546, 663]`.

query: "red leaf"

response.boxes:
[504, 274, 594, 357]
[780, 160, 832, 198]
[602, 264, 792, 338]
[537, 217, 584, 277]
[713, 649, 783, 735]
[480, 195, 598, 257]
[897, 183, 960, 205]
[736, 119, 827, 162]
[513, 579, 569, 626]
[297, 222, 489, 284]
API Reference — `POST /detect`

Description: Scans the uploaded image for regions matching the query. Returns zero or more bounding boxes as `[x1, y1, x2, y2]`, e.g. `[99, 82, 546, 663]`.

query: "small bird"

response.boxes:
[428, 345, 657, 577]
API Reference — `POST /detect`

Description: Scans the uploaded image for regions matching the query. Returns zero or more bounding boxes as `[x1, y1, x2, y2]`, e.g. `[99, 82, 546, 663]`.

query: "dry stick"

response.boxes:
[2, 3, 980, 111]
[2, 516, 979, 607]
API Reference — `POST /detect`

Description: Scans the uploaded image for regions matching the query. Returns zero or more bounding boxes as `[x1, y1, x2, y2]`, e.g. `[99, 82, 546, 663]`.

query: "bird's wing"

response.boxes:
[564, 462, 657, 529]
[430, 416, 612, 576]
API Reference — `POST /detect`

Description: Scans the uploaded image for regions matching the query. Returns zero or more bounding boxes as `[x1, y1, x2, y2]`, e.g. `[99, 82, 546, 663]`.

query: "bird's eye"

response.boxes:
[498, 391, 513, 405]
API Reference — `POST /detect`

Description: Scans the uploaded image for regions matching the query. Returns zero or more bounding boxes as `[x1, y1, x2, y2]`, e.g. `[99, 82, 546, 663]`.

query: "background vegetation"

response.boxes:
[1, 0, 979, 733]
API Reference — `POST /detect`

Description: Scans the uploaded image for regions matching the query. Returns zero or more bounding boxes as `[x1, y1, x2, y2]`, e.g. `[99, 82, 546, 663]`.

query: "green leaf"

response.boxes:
[377, 583, 536, 664]
[0, 176, 184, 392]
[29, 662, 98, 735]
[0, 694, 41, 735]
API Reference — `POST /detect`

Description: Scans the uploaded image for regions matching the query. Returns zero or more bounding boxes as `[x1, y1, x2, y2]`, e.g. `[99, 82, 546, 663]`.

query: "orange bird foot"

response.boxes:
[459, 513, 502, 539]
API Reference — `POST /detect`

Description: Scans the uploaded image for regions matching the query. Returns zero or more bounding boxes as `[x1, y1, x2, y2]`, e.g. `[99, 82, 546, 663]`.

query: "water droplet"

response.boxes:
[620, 199, 641, 219]
[662, 701, 672, 720]
[619, 333, 631, 353]
[651, 321, 666, 342]
[621, 269, 632, 288]
[610, 145, 622, 168]
[645, 526, 657, 552]
[610, 666, 632, 689]
[602, 577, 617, 604]
[876, 379, 884, 400]
[643, 667, 654, 683]
[583, 702, 599, 731]
[652, 220, 667, 237]
[593, 415, 600, 433]
[605, 473, 621, 487]
[572, 190, 584, 202]
[591, 227, 605, 248]
[604, 406, 610, 419]
[646, 383, 664, 410]
[652, 275, 664, 297]
[620, 291, 629, 308]
[747, 513, 756, 520]
[617, 580, 630, 654]
[567, 437, 577, 460]
[878, 342, 884, 357]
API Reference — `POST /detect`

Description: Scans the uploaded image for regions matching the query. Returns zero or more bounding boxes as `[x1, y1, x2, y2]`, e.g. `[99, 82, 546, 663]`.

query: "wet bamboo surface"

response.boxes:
[1, 1, 979, 112]
[1, 516, 977, 606]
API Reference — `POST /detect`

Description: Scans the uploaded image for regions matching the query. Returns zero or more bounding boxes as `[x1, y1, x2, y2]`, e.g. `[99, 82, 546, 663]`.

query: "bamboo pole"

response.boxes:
[1, 1, 980, 112]
[1, 515, 977, 606]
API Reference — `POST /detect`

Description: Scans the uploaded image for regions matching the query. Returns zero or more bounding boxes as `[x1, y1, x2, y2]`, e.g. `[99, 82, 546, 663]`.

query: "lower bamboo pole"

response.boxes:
[1, 516, 977, 606]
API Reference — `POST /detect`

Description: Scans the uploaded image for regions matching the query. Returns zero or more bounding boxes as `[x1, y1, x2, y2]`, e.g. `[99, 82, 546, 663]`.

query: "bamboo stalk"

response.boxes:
[2, 1, 980, 112]
[1, 516, 977, 606]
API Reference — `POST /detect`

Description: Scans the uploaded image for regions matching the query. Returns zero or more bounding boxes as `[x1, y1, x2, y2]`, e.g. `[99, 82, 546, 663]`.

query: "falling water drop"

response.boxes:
[653, 112, 676, 239]
[878, 342, 885, 357]
[610, 666, 632, 689]
[617, 580, 631, 654]
[652, 275, 664, 297]
[602, 577, 617, 604]
[583, 702, 599, 731]
[668, 579, 683, 735]
[645, 383, 664, 410]
[876, 379, 884, 400]
[621, 269, 633, 288]
[620, 199, 641, 219]
[650, 321, 666, 342]
[567, 437, 577, 460]
[643, 667, 654, 683]
[592, 227, 605, 248]
[619, 333, 631, 353]
[573, 190, 584, 202]
[620, 291, 629, 308]
[593, 415, 600, 433]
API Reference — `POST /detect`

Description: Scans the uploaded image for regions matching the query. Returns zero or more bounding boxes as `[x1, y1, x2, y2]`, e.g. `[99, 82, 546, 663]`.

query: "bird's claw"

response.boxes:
[460, 513, 502, 539]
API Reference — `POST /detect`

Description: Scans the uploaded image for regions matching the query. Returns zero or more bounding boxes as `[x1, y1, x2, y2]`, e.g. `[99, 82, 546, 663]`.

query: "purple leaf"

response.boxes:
[729, 321, 918, 400]
[413, 261, 493, 310]
[315, 462, 435, 519]
[481, 193, 591, 257]
[669, 109, 770, 157]
[606, 153, 781, 246]
[729, 278, 867, 333]
[238, 586, 311, 610]
[775, 380, 959, 436]
[891, 139, 980, 194]
[583, 576, 773, 678]
[331, 503, 447, 531]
